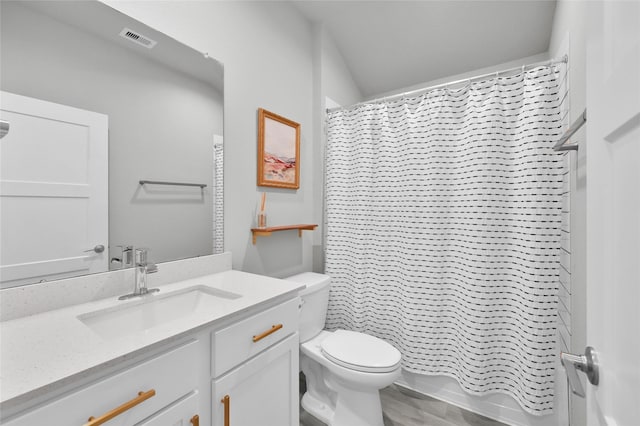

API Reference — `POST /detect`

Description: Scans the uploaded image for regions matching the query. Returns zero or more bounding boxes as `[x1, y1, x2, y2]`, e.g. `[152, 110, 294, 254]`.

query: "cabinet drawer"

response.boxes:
[212, 297, 299, 377]
[5, 340, 199, 426]
[137, 391, 199, 426]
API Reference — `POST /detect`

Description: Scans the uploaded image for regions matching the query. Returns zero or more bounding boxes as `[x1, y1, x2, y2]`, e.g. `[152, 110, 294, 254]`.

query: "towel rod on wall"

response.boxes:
[553, 109, 586, 152]
[139, 180, 207, 188]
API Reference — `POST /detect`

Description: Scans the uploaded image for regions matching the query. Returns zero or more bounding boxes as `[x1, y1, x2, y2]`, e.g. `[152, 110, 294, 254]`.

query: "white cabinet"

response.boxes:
[210, 297, 300, 426]
[3, 340, 200, 426]
[2, 296, 300, 426]
[212, 334, 299, 426]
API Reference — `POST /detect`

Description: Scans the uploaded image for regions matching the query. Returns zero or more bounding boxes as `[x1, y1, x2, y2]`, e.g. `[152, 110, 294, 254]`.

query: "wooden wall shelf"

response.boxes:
[251, 224, 317, 244]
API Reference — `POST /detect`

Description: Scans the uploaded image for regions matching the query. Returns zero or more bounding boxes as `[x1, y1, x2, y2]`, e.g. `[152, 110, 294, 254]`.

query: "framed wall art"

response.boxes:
[257, 108, 300, 189]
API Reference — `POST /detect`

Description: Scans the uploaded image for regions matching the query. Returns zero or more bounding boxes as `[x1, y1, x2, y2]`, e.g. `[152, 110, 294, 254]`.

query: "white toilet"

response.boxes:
[286, 272, 401, 426]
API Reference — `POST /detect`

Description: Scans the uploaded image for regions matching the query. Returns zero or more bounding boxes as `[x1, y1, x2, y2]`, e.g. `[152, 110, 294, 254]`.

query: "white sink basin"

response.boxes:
[78, 286, 241, 339]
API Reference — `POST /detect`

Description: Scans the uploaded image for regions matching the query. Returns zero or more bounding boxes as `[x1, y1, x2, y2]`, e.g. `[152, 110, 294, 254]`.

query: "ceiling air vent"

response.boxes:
[119, 28, 157, 49]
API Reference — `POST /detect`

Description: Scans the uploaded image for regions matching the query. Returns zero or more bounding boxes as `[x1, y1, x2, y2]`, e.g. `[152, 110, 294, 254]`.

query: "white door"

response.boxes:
[0, 91, 108, 288]
[584, 1, 640, 425]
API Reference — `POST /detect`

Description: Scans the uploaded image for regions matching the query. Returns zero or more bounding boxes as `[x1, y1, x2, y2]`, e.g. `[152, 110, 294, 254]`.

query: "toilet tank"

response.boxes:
[286, 272, 330, 343]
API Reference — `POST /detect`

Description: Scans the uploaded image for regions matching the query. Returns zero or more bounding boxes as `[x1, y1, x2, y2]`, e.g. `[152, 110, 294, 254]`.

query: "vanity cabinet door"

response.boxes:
[212, 333, 299, 426]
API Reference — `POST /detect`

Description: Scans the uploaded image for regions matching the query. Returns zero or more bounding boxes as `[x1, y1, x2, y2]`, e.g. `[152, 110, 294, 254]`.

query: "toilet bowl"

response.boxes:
[286, 272, 401, 426]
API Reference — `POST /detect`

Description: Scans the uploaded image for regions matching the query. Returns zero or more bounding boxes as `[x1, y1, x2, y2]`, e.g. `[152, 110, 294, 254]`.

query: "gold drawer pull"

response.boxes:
[221, 395, 230, 426]
[190, 414, 200, 426]
[85, 389, 156, 426]
[252, 324, 283, 342]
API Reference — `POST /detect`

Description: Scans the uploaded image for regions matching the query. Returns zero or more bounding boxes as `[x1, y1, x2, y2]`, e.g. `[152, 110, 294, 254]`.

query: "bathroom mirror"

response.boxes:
[0, 1, 224, 288]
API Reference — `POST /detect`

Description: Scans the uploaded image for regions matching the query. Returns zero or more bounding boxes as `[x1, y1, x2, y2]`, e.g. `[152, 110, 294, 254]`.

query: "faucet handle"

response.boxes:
[135, 248, 158, 273]
[122, 246, 134, 267]
[135, 248, 148, 265]
[111, 245, 134, 269]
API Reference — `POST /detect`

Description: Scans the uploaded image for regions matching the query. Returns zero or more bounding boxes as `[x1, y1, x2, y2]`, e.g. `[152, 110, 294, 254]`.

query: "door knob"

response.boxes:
[560, 346, 599, 398]
[84, 245, 105, 254]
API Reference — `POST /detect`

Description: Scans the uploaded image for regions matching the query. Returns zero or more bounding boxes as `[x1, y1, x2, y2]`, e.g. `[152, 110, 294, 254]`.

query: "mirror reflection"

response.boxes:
[0, 1, 224, 288]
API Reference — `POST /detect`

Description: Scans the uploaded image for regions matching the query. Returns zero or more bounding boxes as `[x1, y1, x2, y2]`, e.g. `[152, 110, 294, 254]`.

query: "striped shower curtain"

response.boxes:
[324, 66, 564, 415]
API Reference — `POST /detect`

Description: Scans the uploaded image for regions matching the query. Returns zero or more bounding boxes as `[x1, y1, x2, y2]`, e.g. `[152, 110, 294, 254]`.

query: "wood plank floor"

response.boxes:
[300, 383, 508, 426]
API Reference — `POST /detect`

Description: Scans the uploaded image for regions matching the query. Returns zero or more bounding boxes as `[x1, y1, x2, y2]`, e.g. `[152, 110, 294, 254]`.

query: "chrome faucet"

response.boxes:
[118, 248, 159, 300]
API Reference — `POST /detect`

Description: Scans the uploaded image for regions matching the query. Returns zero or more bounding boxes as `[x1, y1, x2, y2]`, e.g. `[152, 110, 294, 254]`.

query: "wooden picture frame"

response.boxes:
[257, 108, 300, 189]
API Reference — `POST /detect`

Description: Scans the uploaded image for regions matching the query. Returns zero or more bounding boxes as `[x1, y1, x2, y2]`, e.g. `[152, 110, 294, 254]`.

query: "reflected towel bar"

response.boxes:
[0, 120, 9, 139]
[553, 109, 586, 152]
[139, 180, 207, 188]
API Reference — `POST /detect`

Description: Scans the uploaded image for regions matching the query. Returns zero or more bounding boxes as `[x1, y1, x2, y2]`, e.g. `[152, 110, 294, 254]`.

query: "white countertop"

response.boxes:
[0, 270, 303, 411]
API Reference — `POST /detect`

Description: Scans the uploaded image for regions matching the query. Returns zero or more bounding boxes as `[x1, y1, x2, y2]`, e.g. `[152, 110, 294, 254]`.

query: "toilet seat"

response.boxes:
[320, 330, 401, 373]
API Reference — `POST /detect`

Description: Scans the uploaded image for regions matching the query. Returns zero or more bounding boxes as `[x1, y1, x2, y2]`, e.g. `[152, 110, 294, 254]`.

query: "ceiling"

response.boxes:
[291, 0, 557, 98]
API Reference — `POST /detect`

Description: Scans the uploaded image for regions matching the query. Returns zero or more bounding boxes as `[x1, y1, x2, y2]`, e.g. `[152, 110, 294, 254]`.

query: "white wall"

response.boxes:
[549, 1, 588, 425]
[1, 2, 222, 265]
[311, 24, 363, 272]
[319, 28, 363, 108]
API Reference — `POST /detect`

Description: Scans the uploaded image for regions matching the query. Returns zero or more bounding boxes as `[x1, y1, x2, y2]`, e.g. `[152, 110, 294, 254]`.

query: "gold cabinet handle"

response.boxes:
[221, 395, 230, 426]
[252, 324, 283, 342]
[84, 389, 156, 426]
[190, 414, 200, 426]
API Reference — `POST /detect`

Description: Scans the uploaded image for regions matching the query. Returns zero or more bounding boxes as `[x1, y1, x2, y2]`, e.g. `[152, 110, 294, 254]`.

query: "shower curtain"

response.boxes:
[324, 66, 563, 415]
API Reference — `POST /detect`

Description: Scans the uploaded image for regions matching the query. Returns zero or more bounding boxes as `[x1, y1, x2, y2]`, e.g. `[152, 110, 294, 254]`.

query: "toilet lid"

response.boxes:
[320, 330, 401, 373]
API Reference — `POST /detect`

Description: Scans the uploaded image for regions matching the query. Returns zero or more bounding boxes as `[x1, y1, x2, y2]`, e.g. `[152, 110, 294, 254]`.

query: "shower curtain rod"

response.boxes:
[327, 55, 568, 113]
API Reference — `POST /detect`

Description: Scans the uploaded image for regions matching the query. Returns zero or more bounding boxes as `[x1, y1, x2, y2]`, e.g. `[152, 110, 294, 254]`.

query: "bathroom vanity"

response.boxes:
[0, 269, 303, 426]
